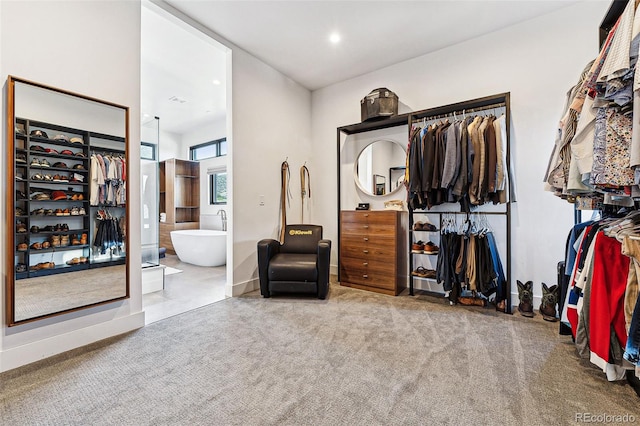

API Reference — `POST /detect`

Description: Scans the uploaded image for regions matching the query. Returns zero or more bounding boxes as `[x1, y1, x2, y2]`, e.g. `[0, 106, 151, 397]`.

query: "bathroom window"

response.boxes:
[191, 138, 227, 161]
[140, 142, 156, 161]
[210, 172, 227, 205]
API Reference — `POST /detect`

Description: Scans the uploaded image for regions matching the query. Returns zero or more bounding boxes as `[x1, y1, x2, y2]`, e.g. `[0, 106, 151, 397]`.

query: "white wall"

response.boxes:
[312, 2, 611, 306]
[230, 48, 312, 295]
[0, 0, 143, 371]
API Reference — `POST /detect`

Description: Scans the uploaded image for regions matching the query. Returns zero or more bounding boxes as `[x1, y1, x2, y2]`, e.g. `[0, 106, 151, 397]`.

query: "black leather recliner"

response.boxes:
[257, 224, 331, 299]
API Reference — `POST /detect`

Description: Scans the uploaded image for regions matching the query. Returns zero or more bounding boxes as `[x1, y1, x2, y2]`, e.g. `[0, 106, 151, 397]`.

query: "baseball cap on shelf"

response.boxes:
[60, 149, 74, 156]
[69, 137, 83, 144]
[53, 134, 69, 142]
[51, 190, 67, 201]
[30, 130, 49, 138]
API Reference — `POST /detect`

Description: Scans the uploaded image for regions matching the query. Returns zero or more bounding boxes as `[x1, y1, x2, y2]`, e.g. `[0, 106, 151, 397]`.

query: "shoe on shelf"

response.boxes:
[15, 207, 25, 216]
[411, 241, 425, 253]
[423, 241, 439, 254]
[60, 235, 70, 247]
[30, 225, 40, 233]
[51, 235, 61, 247]
[16, 242, 28, 251]
[41, 241, 51, 249]
[61, 223, 69, 232]
[411, 266, 436, 278]
[80, 233, 88, 245]
[30, 242, 42, 250]
[30, 158, 41, 167]
[422, 223, 438, 232]
[16, 263, 27, 273]
[413, 221, 424, 231]
[16, 221, 27, 233]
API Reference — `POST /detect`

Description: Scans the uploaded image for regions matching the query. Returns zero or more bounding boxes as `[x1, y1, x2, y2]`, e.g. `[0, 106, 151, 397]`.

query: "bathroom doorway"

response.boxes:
[140, 1, 231, 324]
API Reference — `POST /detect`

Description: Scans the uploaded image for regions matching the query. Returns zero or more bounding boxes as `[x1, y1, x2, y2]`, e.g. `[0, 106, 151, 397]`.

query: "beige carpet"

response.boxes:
[1, 282, 638, 425]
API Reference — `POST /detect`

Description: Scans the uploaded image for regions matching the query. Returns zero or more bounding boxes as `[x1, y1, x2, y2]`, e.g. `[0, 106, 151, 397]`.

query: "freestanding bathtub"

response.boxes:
[170, 230, 227, 267]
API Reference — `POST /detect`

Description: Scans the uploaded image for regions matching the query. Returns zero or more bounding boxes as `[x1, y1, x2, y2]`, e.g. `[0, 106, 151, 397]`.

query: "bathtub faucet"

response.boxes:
[217, 209, 227, 231]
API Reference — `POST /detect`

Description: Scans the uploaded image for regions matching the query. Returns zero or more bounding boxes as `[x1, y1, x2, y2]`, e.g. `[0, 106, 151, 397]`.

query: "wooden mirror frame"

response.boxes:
[6, 76, 130, 326]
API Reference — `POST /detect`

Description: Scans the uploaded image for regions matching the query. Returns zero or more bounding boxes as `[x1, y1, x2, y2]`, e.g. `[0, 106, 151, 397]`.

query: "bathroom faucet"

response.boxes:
[217, 209, 227, 231]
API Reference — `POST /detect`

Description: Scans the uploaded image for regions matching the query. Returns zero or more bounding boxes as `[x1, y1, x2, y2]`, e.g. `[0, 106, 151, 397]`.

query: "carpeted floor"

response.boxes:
[1, 282, 639, 425]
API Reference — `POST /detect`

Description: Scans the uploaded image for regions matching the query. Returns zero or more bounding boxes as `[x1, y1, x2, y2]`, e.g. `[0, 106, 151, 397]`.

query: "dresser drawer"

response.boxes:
[339, 241, 397, 259]
[340, 256, 395, 275]
[341, 221, 396, 238]
[341, 210, 398, 226]
[339, 265, 396, 290]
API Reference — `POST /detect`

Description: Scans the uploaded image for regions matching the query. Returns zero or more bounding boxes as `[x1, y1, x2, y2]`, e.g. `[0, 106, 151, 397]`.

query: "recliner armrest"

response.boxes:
[317, 239, 332, 299]
[257, 239, 281, 297]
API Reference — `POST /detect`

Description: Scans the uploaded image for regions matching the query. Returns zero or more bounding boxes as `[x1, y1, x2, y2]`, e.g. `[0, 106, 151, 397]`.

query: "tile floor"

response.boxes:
[142, 254, 227, 324]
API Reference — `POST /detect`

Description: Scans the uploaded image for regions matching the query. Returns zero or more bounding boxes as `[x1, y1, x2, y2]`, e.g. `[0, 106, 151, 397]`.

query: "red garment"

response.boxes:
[589, 233, 629, 365]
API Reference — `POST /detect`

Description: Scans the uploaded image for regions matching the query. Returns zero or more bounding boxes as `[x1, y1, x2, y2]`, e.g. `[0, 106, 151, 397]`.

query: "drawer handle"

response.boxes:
[363, 225, 369, 229]
[363, 262, 368, 266]
[364, 214, 369, 217]
[362, 274, 368, 279]
[363, 237, 368, 241]
[363, 250, 369, 254]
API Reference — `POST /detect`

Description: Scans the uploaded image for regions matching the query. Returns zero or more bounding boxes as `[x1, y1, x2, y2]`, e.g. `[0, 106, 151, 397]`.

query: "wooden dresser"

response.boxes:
[339, 210, 407, 295]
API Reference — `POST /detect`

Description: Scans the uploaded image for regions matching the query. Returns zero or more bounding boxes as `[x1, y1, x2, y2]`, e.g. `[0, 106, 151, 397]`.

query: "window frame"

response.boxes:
[209, 170, 227, 205]
[190, 137, 227, 161]
[140, 141, 157, 161]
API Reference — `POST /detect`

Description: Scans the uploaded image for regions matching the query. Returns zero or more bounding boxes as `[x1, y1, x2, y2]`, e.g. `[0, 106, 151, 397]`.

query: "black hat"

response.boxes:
[30, 130, 49, 138]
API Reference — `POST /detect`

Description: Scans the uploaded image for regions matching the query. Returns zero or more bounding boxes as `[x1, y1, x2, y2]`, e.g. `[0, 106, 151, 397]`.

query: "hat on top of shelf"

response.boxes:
[60, 149, 74, 156]
[51, 190, 67, 201]
[30, 129, 49, 138]
[53, 134, 69, 142]
[69, 137, 83, 144]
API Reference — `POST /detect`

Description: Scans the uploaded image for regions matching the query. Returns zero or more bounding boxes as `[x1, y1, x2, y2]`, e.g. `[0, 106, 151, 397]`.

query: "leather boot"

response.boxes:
[539, 282, 558, 322]
[517, 280, 534, 318]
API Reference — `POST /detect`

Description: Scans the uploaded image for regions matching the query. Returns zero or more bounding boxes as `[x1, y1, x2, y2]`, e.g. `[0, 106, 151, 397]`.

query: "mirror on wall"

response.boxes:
[6, 76, 130, 326]
[354, 139, 406, 197]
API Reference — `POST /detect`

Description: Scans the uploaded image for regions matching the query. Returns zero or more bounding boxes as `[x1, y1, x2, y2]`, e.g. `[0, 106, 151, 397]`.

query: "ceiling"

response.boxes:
[143, 0, 580, 134]
[141, 5, 227, 135]
[165, 0, 580, 91]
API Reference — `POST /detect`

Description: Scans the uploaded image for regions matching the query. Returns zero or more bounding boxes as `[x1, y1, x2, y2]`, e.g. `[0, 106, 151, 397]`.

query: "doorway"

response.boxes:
[140, 2, 231, 324]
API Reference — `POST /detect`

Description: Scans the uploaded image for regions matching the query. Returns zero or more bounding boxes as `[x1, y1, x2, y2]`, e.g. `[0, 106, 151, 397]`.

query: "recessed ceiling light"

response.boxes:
[329, 32, 341, 44]
[212, 80, 221, 85]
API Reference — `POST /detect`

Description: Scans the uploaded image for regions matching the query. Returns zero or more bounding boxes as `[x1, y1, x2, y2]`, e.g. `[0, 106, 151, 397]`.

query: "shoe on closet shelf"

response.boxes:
[423, 241, 439, 255]
[411, 241, 425, 253]
[422, 223, 438, 232]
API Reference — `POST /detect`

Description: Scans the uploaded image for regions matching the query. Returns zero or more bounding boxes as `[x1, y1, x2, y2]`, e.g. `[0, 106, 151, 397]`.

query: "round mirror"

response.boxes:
[354, 139, 406, 197]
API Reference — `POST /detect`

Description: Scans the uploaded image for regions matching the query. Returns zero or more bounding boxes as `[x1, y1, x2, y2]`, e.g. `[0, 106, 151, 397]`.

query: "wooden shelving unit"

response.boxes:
[159, 158, 200, 254]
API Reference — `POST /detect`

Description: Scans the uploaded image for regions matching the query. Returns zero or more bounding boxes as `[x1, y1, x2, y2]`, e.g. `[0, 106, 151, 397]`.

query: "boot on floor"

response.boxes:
[517, 280, 534, 318]
[539, 282, 558, 322]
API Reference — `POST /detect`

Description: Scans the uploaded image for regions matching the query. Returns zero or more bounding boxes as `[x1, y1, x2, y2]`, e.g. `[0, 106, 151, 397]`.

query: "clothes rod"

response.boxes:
[411, 102, 507, 123]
